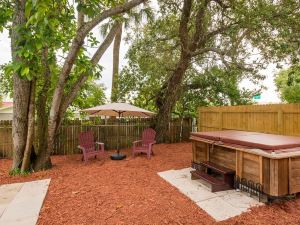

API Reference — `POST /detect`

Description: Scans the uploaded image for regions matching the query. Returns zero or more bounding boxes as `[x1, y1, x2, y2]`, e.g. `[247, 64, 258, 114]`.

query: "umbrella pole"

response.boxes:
[110, 110, 126, 160]
[117, 111, 120, 155]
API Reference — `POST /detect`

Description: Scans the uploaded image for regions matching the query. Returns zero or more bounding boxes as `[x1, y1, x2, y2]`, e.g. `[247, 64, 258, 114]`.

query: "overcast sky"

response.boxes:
[0, 15, 281, 103]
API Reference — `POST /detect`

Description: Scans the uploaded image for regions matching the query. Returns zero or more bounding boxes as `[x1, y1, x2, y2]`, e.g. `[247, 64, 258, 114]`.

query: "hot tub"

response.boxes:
[190, 130, 300, 197]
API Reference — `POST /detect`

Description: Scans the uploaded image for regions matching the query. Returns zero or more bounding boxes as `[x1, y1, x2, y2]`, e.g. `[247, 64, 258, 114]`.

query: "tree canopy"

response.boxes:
[275, 65, 300, 103]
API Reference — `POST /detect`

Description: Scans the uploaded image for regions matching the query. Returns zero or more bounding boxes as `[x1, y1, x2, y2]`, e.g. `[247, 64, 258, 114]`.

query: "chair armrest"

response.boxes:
[78, 145, 85, 152]
[133, 140, 142, 146]
[148, 141, 156, 147]
[95, 142, 104, 151]
[149, 141, 156, 145]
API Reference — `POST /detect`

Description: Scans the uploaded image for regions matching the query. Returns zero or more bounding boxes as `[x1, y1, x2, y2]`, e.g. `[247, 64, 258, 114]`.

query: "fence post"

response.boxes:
[278, 109, 283, 134]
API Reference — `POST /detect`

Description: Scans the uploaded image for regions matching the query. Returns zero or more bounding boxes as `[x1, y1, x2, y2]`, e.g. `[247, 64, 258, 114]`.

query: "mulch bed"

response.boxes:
[1, 143, 300, 225]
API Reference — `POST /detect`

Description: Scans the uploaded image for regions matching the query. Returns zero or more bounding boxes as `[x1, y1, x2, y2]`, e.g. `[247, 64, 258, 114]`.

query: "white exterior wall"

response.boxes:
[0, 113, 12, 120]
[0, 107, 13, 120]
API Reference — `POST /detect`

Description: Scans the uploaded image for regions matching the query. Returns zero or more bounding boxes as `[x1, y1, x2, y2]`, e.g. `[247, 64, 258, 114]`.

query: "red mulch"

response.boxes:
[1, 143, 300, 225]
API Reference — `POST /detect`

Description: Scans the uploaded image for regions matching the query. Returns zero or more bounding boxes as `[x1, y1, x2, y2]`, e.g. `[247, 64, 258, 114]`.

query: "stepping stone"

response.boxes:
[158, 167, 263, 222]
[0, 183, 24, 217]
[196, 196, 244, 221]
[0, 179, 51, 225]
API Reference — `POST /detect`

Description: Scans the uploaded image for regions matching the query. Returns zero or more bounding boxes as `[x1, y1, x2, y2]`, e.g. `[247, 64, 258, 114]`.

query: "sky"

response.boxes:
[0, 14, 281, 104]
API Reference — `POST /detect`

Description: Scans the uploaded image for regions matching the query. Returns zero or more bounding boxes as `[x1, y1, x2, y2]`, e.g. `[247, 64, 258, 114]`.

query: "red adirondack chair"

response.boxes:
[78, 131, 105, 162]
[132, 128, 156, 159]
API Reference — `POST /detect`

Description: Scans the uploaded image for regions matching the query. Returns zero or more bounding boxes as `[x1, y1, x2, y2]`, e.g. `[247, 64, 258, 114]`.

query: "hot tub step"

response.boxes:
[191, 170, 232, 192]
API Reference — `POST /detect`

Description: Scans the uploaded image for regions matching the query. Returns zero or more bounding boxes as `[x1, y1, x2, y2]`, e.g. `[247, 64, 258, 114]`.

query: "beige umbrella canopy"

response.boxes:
[81, 102, 155, 117]
[81, 102, 155, 160]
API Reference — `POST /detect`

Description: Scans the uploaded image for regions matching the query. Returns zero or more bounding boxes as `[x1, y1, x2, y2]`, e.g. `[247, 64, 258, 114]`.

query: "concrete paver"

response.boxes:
[158, 168, 263, 221]
[0, 179, 50, 225]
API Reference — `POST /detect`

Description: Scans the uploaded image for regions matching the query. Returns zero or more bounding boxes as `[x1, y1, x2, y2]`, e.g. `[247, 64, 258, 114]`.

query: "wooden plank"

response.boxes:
[242, 153, 260, 183]
[278, 109, 284, 134]
[278, 159, 289, 195]
[209, 145, 236, 170]
[206, 144, 210, 161]
[263, 157, 270, 194]
[236, 151, 243, 177]
[259, 156, 263, 184]
[289, 157, 300, 194]
[270, 159, 289, 196]
[270, 159, 278, 196]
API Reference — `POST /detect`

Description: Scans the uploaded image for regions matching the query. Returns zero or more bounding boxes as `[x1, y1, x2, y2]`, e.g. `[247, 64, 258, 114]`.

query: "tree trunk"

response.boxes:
[111, 23, 123, 102]
[155, 54, 191, 143]
[35, 47, 51, 165]
[21, 79, 36, 172]
[33, 146, 52, 171]
[11, 0, 31, 170]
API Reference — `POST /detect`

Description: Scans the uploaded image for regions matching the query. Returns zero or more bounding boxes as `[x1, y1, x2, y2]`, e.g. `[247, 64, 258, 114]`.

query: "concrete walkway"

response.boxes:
[0, 179, 50, 225]
[158, 168, 263, 222]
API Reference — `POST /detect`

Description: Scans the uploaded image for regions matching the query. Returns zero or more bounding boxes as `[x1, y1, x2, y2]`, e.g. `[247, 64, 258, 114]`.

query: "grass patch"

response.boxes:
[9, 168, 31, 176]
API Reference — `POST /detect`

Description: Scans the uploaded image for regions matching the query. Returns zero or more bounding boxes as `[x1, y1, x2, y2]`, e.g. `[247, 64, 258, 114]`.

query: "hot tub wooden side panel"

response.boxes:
[192, 141, 208, 163]
[269, 159, 289, 196]
[209, 145, 236, 171]
[289, 157, 300, 194]
[241, 153, 260, 184]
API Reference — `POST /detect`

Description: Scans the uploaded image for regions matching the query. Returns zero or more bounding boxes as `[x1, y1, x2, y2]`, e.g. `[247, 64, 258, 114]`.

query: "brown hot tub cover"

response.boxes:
[191, 130, 300, 150]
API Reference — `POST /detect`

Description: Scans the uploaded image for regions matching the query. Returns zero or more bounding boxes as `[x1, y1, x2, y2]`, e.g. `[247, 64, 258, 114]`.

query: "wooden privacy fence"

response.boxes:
[198, 104, 300, 136]
[0, 118, 192, 158]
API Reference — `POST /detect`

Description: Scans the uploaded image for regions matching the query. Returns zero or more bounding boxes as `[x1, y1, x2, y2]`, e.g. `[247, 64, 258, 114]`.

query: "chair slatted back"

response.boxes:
[142, 128, 156, 145]
[79, 131, 95, 152]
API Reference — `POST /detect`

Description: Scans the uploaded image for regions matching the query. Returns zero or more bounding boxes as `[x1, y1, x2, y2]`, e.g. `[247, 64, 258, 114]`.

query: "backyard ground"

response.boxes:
[1, 143, 300, 225]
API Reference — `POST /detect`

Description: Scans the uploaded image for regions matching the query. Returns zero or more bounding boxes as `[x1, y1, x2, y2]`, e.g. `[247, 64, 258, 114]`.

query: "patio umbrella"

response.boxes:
[81, 103, 155, 160]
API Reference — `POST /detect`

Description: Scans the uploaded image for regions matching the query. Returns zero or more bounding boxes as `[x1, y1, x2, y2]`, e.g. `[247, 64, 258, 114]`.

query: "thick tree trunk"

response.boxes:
[11, 0, 31, 170]
[33, 146, 52, 171]
[21, 79, 36, 172]
[111, 24, 123, 102]
[155, 54, 191, 143]
[34, 47, 52, 169]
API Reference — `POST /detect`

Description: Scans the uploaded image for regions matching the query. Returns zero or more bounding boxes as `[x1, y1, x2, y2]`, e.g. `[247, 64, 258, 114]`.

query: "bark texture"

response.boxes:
[11, 0, 31, 170]
[111, 23, 123, 102]
[21, 79, 36, 172]
[34, 47, 52, 170]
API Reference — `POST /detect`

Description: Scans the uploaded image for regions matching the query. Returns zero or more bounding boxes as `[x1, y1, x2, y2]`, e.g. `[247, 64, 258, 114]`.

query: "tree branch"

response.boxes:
[83, 0, 148, 34]
[77, 1, 85, 29]
[58, 22, 121, 120]
[189, 0, 211, 51]
[179, 0, 192, 49]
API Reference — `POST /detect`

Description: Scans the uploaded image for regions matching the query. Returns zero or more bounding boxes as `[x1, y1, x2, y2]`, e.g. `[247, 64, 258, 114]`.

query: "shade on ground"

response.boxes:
[158, 168, 263, 221]
[0, 179, 50, 225]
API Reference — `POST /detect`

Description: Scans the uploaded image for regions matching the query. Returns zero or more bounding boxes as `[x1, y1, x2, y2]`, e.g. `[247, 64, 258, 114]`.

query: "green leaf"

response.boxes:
[25, 2, 32, 19]
[21, 67, 30, 76]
